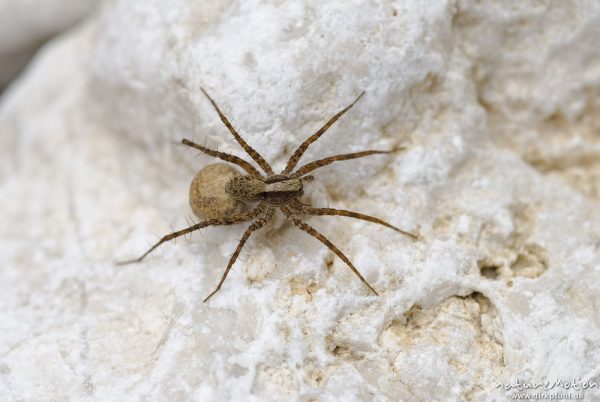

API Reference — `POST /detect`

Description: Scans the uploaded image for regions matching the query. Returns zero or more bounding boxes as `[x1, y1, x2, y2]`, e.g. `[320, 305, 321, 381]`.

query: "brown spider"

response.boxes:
[119, 88, 418, 301]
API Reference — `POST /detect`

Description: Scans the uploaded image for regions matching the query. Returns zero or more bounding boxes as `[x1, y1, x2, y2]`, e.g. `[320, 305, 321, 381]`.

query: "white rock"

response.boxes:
[0, 0, 97, 88]
[0, 0, 599, 401]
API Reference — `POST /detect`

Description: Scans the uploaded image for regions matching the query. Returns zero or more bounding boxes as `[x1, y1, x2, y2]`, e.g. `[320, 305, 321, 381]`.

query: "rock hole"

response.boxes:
[331, 344, 364, 361]
[509, 243, 548, 278]
[478, 261, 501, 280]
[377, 292, 505, 398]
[324, 255, 334, 272]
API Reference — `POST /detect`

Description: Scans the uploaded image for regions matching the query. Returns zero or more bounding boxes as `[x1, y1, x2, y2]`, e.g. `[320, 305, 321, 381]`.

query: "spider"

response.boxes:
[119, 88, 418, 302]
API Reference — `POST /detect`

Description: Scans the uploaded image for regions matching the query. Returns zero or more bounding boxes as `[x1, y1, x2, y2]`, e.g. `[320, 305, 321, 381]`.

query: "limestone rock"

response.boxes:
[0, 0, 97, 89]
[1, 1, 599, 401]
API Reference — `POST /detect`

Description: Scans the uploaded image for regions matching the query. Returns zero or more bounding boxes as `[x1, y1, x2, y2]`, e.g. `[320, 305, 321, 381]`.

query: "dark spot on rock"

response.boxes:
[478, 261, 501, 279]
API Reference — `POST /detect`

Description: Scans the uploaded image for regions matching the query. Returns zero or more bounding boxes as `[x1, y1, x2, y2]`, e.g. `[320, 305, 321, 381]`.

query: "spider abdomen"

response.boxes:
[225, 175, 266, 202]
[225, 174, 304, 206]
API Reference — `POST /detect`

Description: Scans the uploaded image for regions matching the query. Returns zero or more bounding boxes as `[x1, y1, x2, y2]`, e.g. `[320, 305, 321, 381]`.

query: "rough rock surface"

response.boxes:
[1, 1, 599, 401]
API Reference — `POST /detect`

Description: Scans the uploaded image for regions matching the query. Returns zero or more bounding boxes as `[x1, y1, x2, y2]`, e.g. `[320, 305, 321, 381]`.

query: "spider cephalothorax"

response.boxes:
[120, 88, 418, 301]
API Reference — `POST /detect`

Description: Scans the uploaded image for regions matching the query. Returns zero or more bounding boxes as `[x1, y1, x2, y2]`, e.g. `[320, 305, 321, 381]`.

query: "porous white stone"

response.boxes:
[1, 1, 599, 401]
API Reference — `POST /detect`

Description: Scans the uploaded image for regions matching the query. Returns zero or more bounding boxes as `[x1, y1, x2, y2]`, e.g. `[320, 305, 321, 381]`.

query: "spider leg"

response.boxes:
[281, 206, 378, 296]
[292, 199, 418, 240]
[200, 88, 274, 175]
[117, 205, 265, 265]
[181, 138, 262, 177]
[203, 207, 275, 302]
[283, 91, 365, 174]
[291, 147, 403, 178]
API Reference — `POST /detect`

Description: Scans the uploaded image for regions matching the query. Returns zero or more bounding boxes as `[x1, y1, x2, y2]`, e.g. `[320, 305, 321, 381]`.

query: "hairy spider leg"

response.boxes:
[200, 88, 274, 175]
[117, 205, 266, 265]
[203, 207, 276, 302]
[291, 148, 404, 178]
[283, 91, 365, 174]
[281, 206, 378, 296]
[290, 199, 418, 240]
[181, 138, 262, 177]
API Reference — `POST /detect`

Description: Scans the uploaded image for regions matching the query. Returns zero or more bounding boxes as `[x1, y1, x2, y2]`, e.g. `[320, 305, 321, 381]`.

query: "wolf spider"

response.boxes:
[119, 88, 417, 301]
